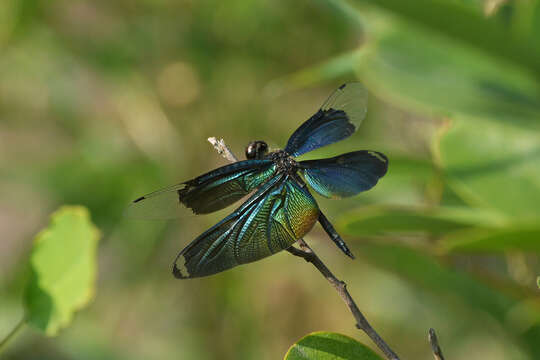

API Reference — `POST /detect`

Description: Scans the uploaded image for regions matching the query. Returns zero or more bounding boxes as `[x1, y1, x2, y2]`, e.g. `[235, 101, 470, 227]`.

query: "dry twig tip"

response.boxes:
[429, 328, 445, 360]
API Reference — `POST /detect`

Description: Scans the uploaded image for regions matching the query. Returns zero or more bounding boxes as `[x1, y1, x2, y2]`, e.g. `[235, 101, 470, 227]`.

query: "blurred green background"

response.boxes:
[1, 0, 539, 359]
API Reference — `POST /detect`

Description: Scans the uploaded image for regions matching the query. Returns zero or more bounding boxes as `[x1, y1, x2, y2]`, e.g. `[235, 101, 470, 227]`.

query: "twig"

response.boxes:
[0, 316, 25, 355]
[287, 240, 400, 359]
[206, 136, 444, 360]
[429, 328, 445, 360]
[207, 137, 239, 162]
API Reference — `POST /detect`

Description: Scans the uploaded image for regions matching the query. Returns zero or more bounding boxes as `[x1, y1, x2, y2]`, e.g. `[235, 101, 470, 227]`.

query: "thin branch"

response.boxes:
[429, 328, 445, 360]
[287, 239, 400, 360]
[207, 137, 239, 162]
[0, 316, 25, 355]
[206, 136, 444, 360]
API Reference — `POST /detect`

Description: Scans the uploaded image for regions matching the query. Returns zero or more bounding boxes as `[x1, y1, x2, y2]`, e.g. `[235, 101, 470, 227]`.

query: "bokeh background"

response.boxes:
[1, 0, 540, 359]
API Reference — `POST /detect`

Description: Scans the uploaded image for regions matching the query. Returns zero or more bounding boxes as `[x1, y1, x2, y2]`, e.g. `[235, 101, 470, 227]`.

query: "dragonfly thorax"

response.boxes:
[268, 150, 298, 174]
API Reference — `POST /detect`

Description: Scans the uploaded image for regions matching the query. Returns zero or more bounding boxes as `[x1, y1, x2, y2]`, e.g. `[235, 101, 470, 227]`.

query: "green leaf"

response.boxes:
[284, 332, 383, 360]
[353, 241, 515, 321]
[24, 206, 100, 336]
[356, 0, 540, 79]
[358, 22, 540, 130]
[352, 241, 540, 358]
[441, 226, 540, 253]
[438, 118, 540, 220]
[339, 205, 505, 237]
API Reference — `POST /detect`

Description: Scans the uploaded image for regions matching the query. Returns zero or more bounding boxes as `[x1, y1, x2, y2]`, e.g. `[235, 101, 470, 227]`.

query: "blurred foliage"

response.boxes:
[1, 0, 539, 359]
[0, 206, 99, 354]
[285, 332, 383, 360]
[24, 206, 99, 336]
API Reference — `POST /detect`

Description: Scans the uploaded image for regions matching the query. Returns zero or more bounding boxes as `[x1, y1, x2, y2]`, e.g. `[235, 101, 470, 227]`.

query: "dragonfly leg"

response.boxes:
[318, 211, 355, 259]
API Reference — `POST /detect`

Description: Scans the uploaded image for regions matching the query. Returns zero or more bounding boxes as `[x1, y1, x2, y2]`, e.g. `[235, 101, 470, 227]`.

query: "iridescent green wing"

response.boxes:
[126, 160, 276, 218]
[173, 175, 320, 279]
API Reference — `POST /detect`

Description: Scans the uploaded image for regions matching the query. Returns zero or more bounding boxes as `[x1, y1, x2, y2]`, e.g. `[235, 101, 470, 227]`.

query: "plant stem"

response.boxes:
[0, 317, 26, 354]
[207, 137, 239, 162]
[428, 328, 445, 360]
[287, 240, 400, 360]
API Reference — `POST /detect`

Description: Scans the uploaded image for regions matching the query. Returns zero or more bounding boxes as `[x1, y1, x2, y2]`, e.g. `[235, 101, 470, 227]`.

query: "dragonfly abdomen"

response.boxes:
[283, 180, 319, 240]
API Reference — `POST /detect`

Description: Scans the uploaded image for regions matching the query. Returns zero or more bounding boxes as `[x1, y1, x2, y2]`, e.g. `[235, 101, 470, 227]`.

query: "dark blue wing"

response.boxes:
[125, 159, 275, 218]
[299, 151, 388, 198]
[284, 83, 368, 157]
[173, 175, 319, 278]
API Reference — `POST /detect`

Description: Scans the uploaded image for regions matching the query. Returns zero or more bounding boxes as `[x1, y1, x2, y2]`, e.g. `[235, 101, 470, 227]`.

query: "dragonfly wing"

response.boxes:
[125, 159, 275, 219]
[173, 175, 319, 279]
[284, 83, 368, 157]
[299, 151, 388, 198]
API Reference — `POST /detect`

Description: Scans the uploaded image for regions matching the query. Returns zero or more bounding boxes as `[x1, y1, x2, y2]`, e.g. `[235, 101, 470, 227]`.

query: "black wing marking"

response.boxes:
[125, 159, 275, 219]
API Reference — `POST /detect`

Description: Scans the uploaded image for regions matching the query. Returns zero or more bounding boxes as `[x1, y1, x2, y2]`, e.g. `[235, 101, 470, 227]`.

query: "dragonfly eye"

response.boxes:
[245, 141, 268, 159]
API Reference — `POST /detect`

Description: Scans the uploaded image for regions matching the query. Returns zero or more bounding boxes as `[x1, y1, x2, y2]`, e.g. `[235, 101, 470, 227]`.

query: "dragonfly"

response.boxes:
[127, 83, 388, 279]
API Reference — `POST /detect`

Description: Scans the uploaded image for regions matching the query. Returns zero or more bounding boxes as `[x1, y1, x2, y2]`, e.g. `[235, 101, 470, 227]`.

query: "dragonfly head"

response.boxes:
[245, 140, 268, 160]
